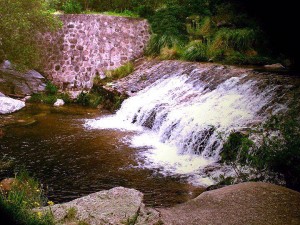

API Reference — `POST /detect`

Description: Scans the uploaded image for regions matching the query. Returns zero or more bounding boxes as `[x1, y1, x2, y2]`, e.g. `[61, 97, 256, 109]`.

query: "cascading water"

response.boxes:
[85, 63, 286, 186]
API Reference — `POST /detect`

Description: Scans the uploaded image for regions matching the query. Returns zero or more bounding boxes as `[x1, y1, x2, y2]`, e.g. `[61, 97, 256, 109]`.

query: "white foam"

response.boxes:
[85, 72, 276, 186]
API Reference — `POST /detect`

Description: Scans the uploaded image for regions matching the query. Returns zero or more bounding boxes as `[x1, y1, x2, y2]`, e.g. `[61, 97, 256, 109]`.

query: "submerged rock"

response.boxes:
[0, 96, 25, 114]
[37, 187, 160, 225]
[264, 63, 285, 70]
[159, 182, 300, 225]
[54, 99, 65, 107]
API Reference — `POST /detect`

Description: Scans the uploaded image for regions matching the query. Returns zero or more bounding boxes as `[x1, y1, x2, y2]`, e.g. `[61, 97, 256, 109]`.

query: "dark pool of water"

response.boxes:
[0, 104, 204, 207]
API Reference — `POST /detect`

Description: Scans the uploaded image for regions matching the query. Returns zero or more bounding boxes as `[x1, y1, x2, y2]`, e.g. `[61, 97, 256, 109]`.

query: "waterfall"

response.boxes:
[85, 64, 286, 186]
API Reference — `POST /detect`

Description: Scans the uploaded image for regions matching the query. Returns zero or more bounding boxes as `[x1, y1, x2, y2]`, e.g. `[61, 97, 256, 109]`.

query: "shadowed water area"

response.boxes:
[0, 104, 204, 207]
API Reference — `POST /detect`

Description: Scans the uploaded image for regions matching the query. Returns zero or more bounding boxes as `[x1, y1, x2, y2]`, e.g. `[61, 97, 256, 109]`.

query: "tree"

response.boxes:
[0, 0, 61, 69]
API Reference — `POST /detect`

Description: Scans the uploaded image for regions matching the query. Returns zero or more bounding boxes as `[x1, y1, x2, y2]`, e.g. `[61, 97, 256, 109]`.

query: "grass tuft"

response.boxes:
[0, 168, 54, 225]
[104, 62, 134, 80]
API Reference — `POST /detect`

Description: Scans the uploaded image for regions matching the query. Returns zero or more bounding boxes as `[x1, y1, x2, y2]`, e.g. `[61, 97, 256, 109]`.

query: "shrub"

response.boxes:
[148, 5, 188, 38]
[76, 92, 103, 108]
[220, 103, 300, 191]
[29, 81, 71, 105]
[145, 34, 184, 56]
[47, 0, 61, 11]
[187, 16, 215, 41]
[45, 81, 58, 95]
[159, 46, 182, 60]
[182, 41, 208, 61]
[213, 28, 257, 51]
[62, 0, 83, 14]
[0, 0, 61, 69]
[28, 94, 58, 104]
[0, 169, 54, 224]
[135, 5, 155, 18]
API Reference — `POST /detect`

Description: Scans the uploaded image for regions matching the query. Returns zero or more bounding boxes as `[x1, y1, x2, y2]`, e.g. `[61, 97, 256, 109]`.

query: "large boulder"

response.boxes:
[37, 187, 160, 225]
[159, 182, 300, 225]
[0, 61, 46, 96]
[0, 96, 25, 114]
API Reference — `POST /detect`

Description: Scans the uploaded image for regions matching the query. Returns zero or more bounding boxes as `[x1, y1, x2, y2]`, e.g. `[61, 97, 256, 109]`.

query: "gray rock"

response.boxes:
[0, 92, 4, 97]
[0, 96, 26, 114]
[21, 96, 31, 102]
[37, 187, 160, 225]
[0, 60, 12, 70]
[0, 64, 46, 96]
[54, 99, 65, 107]
[24, 70, 45, 79]
[68, 90, 82, 100]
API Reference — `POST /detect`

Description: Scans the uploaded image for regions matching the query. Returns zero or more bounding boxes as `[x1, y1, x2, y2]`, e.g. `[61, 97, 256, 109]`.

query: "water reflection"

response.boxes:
[0, 104, 204, 207]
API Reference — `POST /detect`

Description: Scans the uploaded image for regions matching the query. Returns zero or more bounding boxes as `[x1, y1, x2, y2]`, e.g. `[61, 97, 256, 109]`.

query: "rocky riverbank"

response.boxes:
[36, 182, 300, 225]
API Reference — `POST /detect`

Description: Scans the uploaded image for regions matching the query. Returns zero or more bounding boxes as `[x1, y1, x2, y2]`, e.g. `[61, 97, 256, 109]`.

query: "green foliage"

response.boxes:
[28, 94, 58, 105]
[159, 46, 182, 60]
[146, 34, 184, 56]
[0, 0, 61, 70]
[135, 5, 155, 18]
[213, 28, 257, 51]
[104, 62, 134, 80]
[124, 212, 139, 225]
[45, 81, 58, 95]
[64, 207, 77, 220]
[0, 168, 54, 225]
[148, 5, 188, 38]
[29, 81, 71, 105]
[182, 41, 208, 61]
[76, 92, 103, 108]
[221, 103, 300, 191]
[142, 0, 271, 65]
[256, 108, 300, 190]
[47, 0, 61, 10]
[187, 16, 215, 41]
[216, 174, 235, 186]
[221, 132, 254, 166]
[101, 10, 139, 18]
[62, 0, 83, 13]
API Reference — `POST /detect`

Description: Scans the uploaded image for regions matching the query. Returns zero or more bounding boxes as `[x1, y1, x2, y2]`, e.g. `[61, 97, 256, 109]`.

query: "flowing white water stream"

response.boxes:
[85, 67, 279, 186]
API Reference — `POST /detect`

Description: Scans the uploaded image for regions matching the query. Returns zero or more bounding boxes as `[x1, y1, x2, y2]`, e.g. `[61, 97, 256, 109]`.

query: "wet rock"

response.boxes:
[159, 182, 300, 225]
[0, 96, 26, 114]
[0, 178, 16, 192]
[54, 99, 65, 107]
[37, 187, 160, 225]
[16, 118, 37, 126]
[264, 63, 285, 70]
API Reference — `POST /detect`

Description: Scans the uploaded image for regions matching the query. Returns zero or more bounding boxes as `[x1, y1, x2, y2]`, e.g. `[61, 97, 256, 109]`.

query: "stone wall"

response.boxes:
[41, 15, 150, 90]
